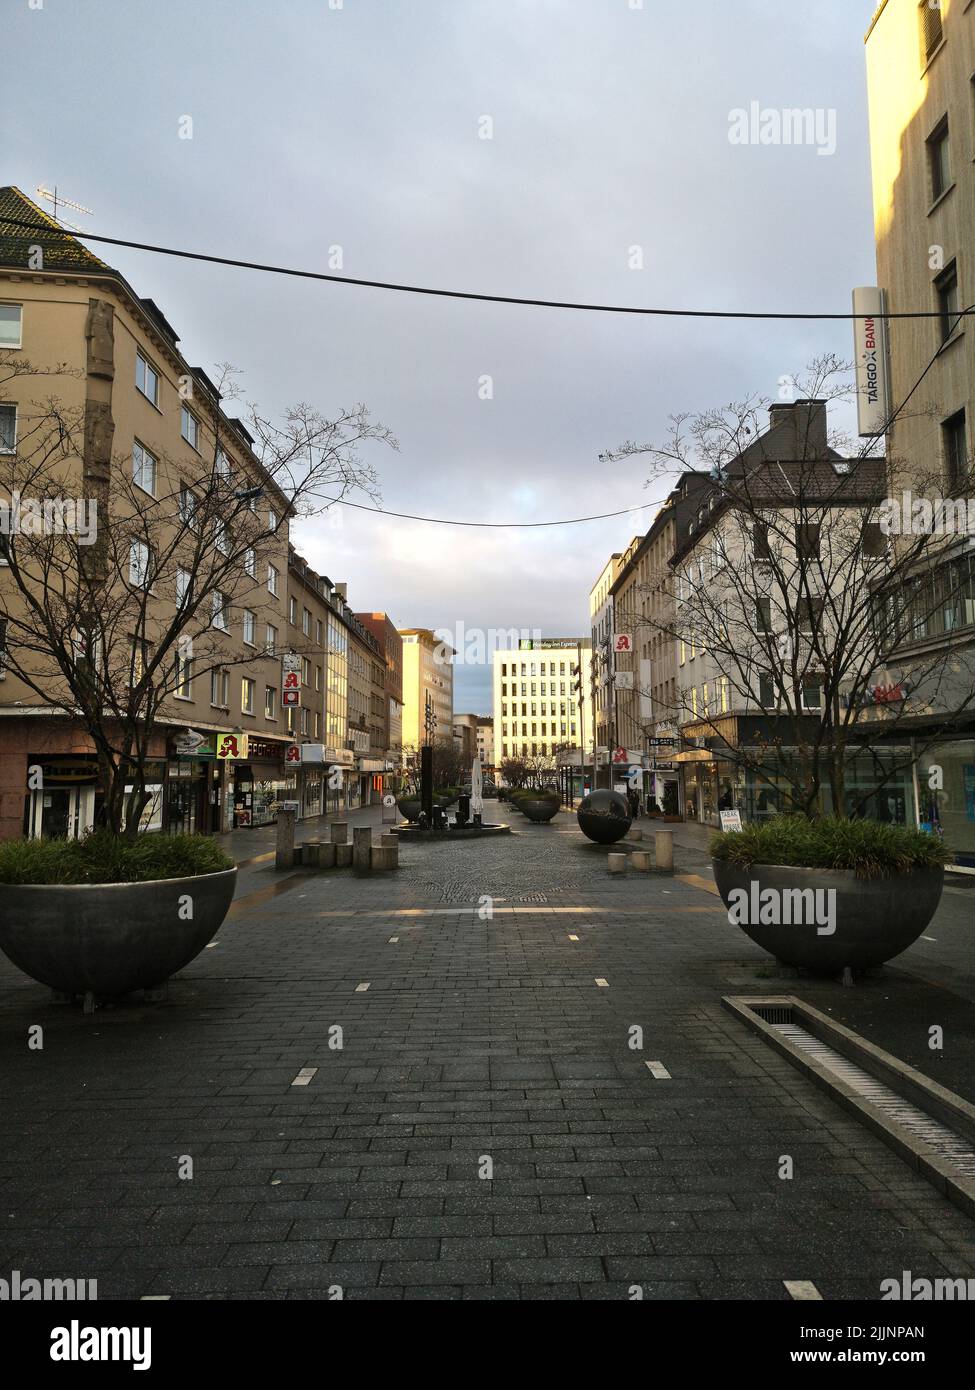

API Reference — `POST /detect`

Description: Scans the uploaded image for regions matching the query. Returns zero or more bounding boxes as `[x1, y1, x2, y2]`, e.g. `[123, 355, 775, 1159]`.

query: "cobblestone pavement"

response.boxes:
[1, 809, 974, 1300]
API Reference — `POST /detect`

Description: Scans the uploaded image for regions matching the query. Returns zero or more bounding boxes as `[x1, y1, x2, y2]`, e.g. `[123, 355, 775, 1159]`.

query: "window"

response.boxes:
[243, 609, 256, 645]
[265, 685, 277, 718]
[215, 448, 230, 479]
[0, 304, 22, 349]
[128, 541, 151, 588]
[315, 665, 322, 692]
[0, 403, 16, 452]
[265, 623, 277, 654]
[796, 523, 821, 561]
[920, 0, 943, 64]
[936, 260, 960, 344]
[180, 405, 199, 450]
[718, 675, 730, 714]
[132, 441, 157, 495]
[244, 547, 256, 578]
[0, 616, 6, 676]
[267, 563, 279, 596]
[289, 596, 297, 625]
[174, 649, 192, 698]
[756, 597, 773, 632]
[315, 619, 322, 644]
[135, 353, 159, 406]
[758, 673, 775, 708]
[269, 507, 278, 532]
[799, 596, 824, 633]
[302, 607, 311, 636]
[863, 521, 887, 558]
[212, 591, 228, 630]
[214, 520, 229, 555]
[753, 521, 772, 560]
[801, 677, 823, 710]
[242, 678, 255, 715]
[211, 668, 229, 707]
[179, 486, 198, 530]
[302, 656, 311, 685]
[130, 637, 149, 686]
[943, 409, 968, 491]
[928, 117, 951, 201]
[176, 567, 192, 605]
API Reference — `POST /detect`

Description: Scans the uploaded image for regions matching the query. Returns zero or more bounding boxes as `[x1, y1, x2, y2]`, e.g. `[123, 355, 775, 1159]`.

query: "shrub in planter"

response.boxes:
[519, 789, 560, 823]
[710, 816, 950, 973]
[0, 831, 238, 1001]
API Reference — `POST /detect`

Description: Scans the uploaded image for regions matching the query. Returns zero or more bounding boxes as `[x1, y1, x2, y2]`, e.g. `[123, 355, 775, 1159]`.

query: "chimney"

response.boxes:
[767, 399, 827, 457]
[334, 581, 348, 600]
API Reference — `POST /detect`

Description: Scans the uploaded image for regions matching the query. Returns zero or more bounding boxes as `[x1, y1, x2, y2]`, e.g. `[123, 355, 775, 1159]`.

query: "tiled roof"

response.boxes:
[0, 185, 110, 275]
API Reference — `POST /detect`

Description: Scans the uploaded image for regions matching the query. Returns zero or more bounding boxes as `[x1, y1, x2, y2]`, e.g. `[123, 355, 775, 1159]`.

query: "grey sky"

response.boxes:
[5, 0, 879, 712]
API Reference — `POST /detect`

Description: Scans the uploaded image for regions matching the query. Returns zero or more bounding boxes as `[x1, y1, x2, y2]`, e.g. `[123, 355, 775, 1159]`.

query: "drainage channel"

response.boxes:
[723, 995, 975, 1220]
[769, 1018, 975, 1178]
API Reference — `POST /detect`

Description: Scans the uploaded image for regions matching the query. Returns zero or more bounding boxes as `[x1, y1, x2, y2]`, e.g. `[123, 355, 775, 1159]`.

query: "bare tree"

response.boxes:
[0, 358, 396, 837]
[604, 357, 975, 819]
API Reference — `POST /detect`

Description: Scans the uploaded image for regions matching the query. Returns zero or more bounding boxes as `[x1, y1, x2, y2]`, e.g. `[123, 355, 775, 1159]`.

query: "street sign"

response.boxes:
[612, 746, 628, 763]
[649, 737, 678, 748]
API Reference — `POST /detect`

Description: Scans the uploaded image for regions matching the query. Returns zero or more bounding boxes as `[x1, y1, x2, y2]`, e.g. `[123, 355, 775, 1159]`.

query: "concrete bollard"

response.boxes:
[353, 826, 373, 874]
[275, 809, 296, 870]
[655, 829, 674, 873]
[330, 820, 349, 845]
[628, 828, 642, 842]
[318, 842, 336, 869]
[607, 853, 627, 875]
[381, 833, 399, 849]
[303, 840, 321, 868]
[371, 845, 397, 872]
[335, 843, 353, 868]
[631, 850, 652, 872]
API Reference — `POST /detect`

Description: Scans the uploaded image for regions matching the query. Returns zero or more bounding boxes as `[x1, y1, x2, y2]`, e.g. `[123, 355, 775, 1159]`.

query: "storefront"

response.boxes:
[25, 754, 100, 840]
[324, 747, 356, 813]
[166, 730, 223, 834]
[222, 734, 294, 829]
[910, 734, 975, 869]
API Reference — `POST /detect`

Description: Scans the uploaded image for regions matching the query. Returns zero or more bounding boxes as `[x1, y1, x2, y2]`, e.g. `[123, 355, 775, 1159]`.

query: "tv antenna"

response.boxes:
[35, 185, 93, 234]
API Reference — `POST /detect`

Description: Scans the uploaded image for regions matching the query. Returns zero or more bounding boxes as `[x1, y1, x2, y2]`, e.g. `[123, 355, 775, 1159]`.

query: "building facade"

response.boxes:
[0, 187, 296, 840]
[357, 611, 405, 781]
[865, 0, 975, 863]
[492, 638, 592, 774]
[399, 628, 454, 749]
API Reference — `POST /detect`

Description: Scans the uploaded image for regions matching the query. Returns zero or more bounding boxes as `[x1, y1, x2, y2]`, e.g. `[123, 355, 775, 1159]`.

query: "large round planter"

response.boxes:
[0, 867, 238, 997]
[711, 859, 944, 973]
[521, 797, 559, 823]
[397, 798, 422, 822]
[577, 789, 632, 845]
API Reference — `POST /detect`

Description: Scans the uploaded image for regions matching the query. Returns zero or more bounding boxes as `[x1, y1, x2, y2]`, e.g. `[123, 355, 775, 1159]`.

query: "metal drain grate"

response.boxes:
[753, 1004, 796, 1026]
[772, 1021, 975, 1177]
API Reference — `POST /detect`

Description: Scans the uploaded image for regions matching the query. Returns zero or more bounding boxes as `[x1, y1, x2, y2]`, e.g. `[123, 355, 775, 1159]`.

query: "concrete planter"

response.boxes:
[520, 797, 559, 823]
[397, 798, 422, 822]
[0, 867, 238, 997]
[711, 858, 944, 973]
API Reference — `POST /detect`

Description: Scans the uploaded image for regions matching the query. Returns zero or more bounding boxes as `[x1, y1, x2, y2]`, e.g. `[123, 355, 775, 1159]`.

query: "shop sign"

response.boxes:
[300, 744, 325, 764]
[615, 670, 634, 690]
[613, 633, 633, 654]
[719, 809, 743, 834]
[285, 744, 301, 765]
[246, 738, 287, 762]
[325, 748, 355, 767]
[173, 727, 207, 757]
[216, 732, 249, 760]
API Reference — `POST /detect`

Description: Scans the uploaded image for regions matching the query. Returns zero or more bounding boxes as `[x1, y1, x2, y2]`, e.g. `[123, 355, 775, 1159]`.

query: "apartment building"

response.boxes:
[492, 638, 592, 769]
[399, 627, 454, 748]
[0, 187, 294, 839]
[474, 714, 494, 769]
[865, 0, 975, 862]
[588, 553, 623, 753]
[357, 611, 405, 773]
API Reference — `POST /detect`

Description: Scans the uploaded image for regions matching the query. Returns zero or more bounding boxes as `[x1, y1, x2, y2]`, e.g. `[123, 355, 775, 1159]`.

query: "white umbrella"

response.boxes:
[471, 755, 484, 819]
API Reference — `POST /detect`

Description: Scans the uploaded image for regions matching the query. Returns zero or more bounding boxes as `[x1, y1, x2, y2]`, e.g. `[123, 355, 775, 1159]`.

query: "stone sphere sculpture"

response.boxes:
[577, 789, 632, 845]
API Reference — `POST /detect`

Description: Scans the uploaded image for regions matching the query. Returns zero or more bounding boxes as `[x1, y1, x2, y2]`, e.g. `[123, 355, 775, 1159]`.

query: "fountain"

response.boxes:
[398, 754, 510, 839]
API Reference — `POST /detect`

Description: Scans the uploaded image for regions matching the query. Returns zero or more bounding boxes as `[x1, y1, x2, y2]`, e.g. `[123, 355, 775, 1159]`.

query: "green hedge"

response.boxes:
[710, 816, 950, 879]
[0, 831, 235, 886]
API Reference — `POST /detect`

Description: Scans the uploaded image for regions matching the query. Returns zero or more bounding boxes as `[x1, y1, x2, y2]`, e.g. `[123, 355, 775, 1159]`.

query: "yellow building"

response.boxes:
[492, 639, 592, 767]
[399, 627, 454, 749]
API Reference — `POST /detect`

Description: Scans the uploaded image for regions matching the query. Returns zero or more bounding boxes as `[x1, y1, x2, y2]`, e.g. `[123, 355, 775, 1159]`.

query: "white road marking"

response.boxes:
[205, 942, 218, 948]
[595, 978, 609, 987]
[922, 936, 937, 942]
[568, 934, 579, 941]
[388, 936, 400, 943]
[645, 1061, 671, 1079]
[784, 1280, 822, 1301]
[140, 1295, 171, 1300]
[355, 982, 371, 992]
[291, 1067, 318, 1086]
